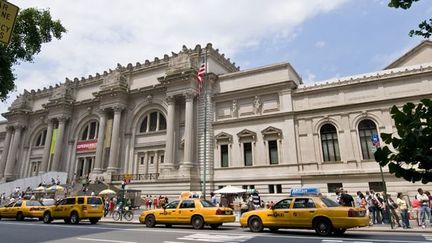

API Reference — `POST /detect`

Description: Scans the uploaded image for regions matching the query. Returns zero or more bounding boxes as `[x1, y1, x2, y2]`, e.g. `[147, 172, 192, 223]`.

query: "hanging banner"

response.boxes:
[76, 140, 97, 152]
[50, 128, 57, 154]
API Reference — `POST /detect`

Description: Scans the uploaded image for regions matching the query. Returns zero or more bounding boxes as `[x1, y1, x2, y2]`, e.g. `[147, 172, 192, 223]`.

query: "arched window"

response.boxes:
[358, 119, 378, 160]
[34, 129, 47, 147]
[80, 121, 99, 141]
[320, 124, 340, 161]
[139, 111, 167, 133]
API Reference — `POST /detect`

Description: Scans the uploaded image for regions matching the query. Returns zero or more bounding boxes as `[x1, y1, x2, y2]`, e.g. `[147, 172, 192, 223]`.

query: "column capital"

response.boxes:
[166, 95, 175, 105]
[183, 92, 195, 102]
[14, 124, 25, 130]
[57, 116, 69, 123]
[112, 104, 126, 113]
[5, 125, 14, 131]
[95, 108, 108, 118]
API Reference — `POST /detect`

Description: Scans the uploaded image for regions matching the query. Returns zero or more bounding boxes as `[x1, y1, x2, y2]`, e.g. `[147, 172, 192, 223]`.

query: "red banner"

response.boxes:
[76, 140, 97, 152]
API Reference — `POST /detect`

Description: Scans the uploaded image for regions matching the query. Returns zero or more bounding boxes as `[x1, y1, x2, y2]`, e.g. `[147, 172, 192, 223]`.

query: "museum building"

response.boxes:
[0, 41, 432, 199]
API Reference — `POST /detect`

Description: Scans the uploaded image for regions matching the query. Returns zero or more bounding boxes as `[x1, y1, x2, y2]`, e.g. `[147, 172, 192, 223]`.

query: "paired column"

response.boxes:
[163, 96, 176, 170]
[4, 125, 23, 180]
[51, 117, 67, 171]
[182, 93, 194, 166]
[0, 126, 13, 179]
[93, 110, 107, 173]
[39, 119, 54, 174]
[107, 106, 123, 173]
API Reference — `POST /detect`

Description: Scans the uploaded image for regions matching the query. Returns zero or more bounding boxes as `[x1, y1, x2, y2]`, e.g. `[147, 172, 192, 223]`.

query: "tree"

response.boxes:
[388, 0, 432, 38]
[0, 8, 66, 101]
[374, 99, 432, 184]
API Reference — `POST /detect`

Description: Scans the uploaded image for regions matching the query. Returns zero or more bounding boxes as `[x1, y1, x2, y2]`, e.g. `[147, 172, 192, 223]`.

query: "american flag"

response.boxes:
[196, 62, 206, 95]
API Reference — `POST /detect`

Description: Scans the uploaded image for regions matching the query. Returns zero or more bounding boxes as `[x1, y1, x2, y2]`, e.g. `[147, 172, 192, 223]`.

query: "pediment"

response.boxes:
[237, 129, 257, 139]
[385, 40, 432, 69]
[261, 126, 282, 137]
[215, 132, 233, 142]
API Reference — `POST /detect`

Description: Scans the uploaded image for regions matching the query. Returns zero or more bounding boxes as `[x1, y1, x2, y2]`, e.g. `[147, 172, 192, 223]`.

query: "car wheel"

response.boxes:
[145, 215, 156, 228]
[248, 216, 264, 232]
[210, 223, 222, 229]
[43, 212, 52, 224]
[64, 218, 71, 224]
[191, 216, 204, 229]
[333, 228, 346, 235]
[70, 212, 80, 225]
[90, 218, 99, 224]
[314, 218, 333, 236]
[269, 227, 279, 232]
[16, 212, 24, 221]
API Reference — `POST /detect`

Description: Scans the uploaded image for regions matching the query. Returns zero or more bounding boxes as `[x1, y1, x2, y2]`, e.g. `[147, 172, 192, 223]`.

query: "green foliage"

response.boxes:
[0, 8, 66, 101]
[388, 0, 432, 39]
[374, 99, 432, 184]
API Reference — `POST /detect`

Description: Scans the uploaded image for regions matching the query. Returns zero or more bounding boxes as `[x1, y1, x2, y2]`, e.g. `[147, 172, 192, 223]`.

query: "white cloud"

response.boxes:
[304, 70, 317, 83]
[1, 0, 349, 119]
[315, 41, 326, 48]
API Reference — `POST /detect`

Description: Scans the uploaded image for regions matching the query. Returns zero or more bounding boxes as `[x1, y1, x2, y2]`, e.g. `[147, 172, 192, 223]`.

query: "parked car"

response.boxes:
[42, 196, 103, 224]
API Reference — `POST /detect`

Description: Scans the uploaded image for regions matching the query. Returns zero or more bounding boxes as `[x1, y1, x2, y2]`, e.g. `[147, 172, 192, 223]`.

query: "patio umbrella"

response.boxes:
[99, 189, 116, 195]
[33, 186, 46, 192]
[214, 185, 246, 194]
[47, 185, 65, 192]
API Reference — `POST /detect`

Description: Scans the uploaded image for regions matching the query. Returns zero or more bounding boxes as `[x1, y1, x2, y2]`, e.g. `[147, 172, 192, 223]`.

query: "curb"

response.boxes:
[100, 221, 432, 233]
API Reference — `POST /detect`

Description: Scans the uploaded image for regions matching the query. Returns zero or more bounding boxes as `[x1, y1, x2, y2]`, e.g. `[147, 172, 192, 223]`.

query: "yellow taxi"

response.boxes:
[42, 196, 104, 224]
[139, 198, 235, 229]
[240, 189, 368, 236]
[0, 200, 47, 221]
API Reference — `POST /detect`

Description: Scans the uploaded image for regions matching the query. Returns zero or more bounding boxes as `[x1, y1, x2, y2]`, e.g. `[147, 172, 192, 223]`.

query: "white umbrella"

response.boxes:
[99, 189, 116, 195]
[214, 185, 246, 194]
[33, 186, 46, 192]
[47, 185, 64, 192]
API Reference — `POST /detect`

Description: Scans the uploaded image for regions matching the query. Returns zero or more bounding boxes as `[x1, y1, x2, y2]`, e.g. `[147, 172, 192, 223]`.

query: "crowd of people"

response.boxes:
[141, 195, 169, 210]
[333, 187, 432, 229]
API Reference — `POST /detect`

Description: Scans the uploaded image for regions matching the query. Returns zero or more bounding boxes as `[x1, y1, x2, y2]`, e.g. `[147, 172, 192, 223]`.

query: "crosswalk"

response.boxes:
[163, 233, 254, 243]
[423, 234, 432, 241]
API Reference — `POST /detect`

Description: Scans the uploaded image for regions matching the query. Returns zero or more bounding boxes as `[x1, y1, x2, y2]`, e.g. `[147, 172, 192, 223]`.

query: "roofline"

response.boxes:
[384, 40, 432, 70]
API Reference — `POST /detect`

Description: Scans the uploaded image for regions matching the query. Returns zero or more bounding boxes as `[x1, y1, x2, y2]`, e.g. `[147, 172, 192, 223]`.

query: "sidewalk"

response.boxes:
[99, 209, 432, 233]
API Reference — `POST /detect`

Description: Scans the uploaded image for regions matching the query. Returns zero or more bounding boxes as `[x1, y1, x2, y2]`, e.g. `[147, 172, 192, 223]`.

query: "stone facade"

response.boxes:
[1, 41, 432, 200]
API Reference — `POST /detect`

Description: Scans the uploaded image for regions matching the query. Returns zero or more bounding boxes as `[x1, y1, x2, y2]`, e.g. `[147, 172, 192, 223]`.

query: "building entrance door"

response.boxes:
[77, 156, 95, 177]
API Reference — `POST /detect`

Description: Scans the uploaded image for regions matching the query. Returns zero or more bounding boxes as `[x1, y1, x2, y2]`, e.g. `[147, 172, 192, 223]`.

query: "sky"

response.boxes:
[1, 0, 431, 120]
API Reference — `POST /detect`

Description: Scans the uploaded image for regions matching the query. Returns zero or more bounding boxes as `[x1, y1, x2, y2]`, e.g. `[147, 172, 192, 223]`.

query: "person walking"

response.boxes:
[397, 192, 410, 229]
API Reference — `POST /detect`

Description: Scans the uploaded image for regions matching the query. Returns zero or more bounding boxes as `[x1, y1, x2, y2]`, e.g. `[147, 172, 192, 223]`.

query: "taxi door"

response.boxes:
[52, 199, 66, 218]
[61, 197, 77, 217]
[177, 200, 196, 224]
[267, 198, 293, 227]
[291, 198, 317, 228]
[10, 200, 23, 218]
[157, 200, 179, 223]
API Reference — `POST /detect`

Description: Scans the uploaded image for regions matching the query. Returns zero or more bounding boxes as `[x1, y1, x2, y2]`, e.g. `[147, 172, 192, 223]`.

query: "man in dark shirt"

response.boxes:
[340, 190, 354, 207]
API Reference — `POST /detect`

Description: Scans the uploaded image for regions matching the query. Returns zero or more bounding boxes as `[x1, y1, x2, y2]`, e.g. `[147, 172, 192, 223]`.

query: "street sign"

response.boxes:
[0, 0, 19, 45]
[371, 133, 380, 147]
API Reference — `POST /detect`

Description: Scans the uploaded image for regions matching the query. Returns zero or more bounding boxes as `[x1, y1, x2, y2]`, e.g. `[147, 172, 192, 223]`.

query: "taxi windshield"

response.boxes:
[320, 197, 340, 207]
[200, 200, 216, 207]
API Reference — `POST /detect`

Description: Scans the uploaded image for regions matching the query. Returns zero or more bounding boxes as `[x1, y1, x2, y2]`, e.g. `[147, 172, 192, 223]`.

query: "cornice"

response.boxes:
[219, 62, 292, 80]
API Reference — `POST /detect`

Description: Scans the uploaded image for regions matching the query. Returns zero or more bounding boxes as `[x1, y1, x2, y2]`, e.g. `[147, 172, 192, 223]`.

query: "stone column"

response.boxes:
[182, 92, 194, 167]
[93, 110, 107, 173]
[0, 126, 13, 178]
[52, 117, 67, 171]
[107, 106, 123, 173]
[39, 119, 54, 174]
[4, 125, 23, 180]
[162, 96, 175, 171]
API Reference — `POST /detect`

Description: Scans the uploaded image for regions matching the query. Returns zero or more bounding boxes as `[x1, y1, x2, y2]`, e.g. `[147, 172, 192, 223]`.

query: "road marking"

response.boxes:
[423, 234, 432, 241]
[322, 240, 343, 243]
[0, 221, 423, 243]
[76, 237, 137, 243]
[163, 242, 186, 243]
[177, 233, 253, 242]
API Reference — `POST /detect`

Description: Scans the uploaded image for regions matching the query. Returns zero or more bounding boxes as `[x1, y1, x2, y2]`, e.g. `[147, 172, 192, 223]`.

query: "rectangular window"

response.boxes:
[243, 142, 252, 166]
[220, 144, 229, 168]
[327, 183, 343, 193]
[150, 156, 154, 164]
[369, 181, 385, 192]
[140, 156, 144, 165]
[77, 198, 84, 204]
[268, 185, 275, 194]
[249, 185, 255, 190]
[242, 185, 248, 190]
[160, 155, 164, 164]
[149, 112, 158, 131]
[276, 184, 282, 193]
[268, 140, 279, 164]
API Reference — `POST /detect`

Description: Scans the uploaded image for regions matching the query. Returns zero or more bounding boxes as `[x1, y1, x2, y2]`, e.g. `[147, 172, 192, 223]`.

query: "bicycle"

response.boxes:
[112, 207, 134, 221]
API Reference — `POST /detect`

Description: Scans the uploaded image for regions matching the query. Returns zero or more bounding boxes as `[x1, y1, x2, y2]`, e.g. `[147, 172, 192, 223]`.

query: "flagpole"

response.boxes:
[202, 48, 208, 199]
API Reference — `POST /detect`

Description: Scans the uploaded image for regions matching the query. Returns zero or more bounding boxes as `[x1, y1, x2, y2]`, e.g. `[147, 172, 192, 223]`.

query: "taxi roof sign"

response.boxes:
[0, 0, 19, 45]
[290, 187, 320, 196]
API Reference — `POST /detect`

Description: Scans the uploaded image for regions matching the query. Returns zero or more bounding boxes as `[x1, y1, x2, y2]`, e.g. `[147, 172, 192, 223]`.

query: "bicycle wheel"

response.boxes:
[112, 211, 121, 221]
[124, 211, 134, 221]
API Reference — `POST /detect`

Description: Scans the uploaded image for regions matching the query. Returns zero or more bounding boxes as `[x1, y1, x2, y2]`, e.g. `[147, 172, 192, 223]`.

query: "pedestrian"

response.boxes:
[104, 198, 110, 217]
[417, 188, 431, 228]
[109, 198, 115, 216]
[148, 196, 152, 209]
[251, 192, 261, 209]
[340, 190, 354, 207]
[153, 196, 158, 209]
[397, 192, 410, 229]
[387, 194, 402, 227]
[412, 195, 420, 226]
[210, 192, 218, 205]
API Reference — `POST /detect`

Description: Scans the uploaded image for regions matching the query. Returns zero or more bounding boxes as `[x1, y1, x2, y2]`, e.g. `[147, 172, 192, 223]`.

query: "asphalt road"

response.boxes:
[0, 219, 430, 243]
